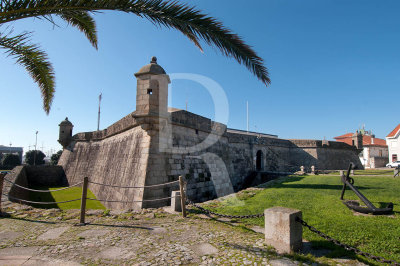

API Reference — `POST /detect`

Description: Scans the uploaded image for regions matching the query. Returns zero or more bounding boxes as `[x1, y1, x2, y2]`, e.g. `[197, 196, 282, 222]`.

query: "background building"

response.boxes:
[386, 124, 400, 163]
[0, 145, 23, 163]
[335, 130, 388, 168]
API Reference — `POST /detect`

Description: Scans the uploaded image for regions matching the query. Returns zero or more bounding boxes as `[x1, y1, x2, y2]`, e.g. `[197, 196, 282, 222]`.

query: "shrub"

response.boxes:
[1, 154, 21, 169]
[25, 150, 45, 165]
[50, 150, 63, 165]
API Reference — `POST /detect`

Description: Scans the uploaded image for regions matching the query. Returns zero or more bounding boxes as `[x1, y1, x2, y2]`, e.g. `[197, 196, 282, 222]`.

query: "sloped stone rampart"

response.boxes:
[1, 165, 71, 204]
[2, 166, 29, 203]
[58, 125, 150, 210]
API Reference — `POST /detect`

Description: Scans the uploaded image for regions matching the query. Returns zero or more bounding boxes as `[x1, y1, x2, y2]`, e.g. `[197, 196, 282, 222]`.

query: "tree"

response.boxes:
[0, 0, 270, 114]
[25, 150, 46, 165]
[1, 153, 21, 169]
[50, 150, 63, 165]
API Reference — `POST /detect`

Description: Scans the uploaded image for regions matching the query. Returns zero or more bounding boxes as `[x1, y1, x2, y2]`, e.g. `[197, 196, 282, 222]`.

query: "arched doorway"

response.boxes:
[256, 150, 263, 171]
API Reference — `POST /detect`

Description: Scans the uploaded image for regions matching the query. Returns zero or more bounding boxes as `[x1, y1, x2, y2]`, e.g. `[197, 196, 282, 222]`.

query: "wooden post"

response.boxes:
[79, 177, 88, 225]
[0, 173, 5, 213]
[179, 176, 186, 218]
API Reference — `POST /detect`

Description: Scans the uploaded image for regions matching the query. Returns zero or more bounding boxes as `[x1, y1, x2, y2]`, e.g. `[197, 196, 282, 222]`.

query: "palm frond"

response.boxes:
[59, 10, 98, 49]
[0, 0, 270, 85]
[0, 32, 55, 113]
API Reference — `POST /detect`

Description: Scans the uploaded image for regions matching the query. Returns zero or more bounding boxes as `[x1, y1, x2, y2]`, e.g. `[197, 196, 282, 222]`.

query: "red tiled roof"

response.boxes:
[334, 133, 387, 147]
[387, 124, 400, 138]
[334, 133, 353, 146]
[362, 135, 387, 146]
[334, 133, 353, 139]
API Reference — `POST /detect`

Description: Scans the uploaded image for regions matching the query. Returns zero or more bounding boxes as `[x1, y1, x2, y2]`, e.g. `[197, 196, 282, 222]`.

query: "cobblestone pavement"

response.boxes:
[0, 202, 365, 266]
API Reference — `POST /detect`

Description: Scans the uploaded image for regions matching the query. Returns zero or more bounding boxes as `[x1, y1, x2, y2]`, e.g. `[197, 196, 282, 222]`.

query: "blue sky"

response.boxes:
[1, 0, 400, 155]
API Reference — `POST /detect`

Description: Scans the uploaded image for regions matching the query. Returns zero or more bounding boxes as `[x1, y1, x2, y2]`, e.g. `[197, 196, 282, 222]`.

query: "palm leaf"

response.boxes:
[0, 0, 270, 85]
[0, 32, 55, 113]
[58, 10, 98, 49]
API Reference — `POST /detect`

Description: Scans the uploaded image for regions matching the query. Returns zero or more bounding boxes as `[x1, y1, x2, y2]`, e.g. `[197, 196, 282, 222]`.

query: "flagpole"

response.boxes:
[97, 93, 102, 131]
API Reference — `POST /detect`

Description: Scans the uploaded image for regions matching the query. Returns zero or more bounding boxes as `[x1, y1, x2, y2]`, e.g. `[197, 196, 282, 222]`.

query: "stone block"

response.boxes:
[171, 191, 181, 212]
[264, 207, 302, 253]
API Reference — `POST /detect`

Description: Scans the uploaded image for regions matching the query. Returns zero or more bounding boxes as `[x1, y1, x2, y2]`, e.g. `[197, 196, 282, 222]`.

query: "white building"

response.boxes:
[335, 132, 388, 168]
[386, 124, 400, 163]
[0, 145, 23, 163]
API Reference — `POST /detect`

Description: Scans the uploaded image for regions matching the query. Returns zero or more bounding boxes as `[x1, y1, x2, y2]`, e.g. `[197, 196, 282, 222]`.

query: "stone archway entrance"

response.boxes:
[256, 150, 263, 171]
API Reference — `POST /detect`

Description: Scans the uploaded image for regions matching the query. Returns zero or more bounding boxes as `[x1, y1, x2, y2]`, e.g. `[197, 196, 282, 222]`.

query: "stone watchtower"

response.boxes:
[134, 57, 170, 116]
[58, 117, 73, 148]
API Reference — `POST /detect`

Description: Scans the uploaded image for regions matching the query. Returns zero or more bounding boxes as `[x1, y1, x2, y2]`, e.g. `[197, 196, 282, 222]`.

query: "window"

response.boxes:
[393, 154, 397, 162]
[195, 129, 199, 135]
[147, 89, 153, 95]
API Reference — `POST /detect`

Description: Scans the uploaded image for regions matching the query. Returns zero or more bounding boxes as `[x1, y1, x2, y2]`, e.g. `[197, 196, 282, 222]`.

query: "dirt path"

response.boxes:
[0, 202, 364, 265]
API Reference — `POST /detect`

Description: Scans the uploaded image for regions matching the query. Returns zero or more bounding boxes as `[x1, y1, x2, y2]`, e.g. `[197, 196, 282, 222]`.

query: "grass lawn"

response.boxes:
[29, 186, 105, 210]
[354, 169, 394, 175]
[200, 174, 400, 264]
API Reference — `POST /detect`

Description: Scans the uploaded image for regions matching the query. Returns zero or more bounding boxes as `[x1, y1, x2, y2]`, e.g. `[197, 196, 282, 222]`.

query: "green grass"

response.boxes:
[325, 169, 394, 176]
[354, 169, 394, 175]
[201, 174, 400, 264]
[29, 186, 105, 210]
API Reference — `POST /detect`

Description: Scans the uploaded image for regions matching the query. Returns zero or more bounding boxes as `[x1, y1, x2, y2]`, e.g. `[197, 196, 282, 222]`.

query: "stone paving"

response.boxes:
[0, 202, 365, 266]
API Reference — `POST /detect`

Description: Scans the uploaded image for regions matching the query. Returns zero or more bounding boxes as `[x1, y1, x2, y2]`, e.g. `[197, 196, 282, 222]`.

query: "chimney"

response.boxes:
[371, 134, 375, 144]
[352, 131, 363, 149]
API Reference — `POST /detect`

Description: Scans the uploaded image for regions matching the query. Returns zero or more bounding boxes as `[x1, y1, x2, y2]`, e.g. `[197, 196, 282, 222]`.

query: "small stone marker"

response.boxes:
[37, 226, 69, 240]
[300, 166, 305, 174]
[339, 170, 344, 177]
[171, 191, 181, 212]
[264, 207, 302, 253]
[350, 169, 354, 175]
[311, 165, 315, 175]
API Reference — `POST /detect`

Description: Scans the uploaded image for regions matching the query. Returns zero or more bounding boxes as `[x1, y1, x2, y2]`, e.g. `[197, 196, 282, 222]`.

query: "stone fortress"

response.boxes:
[58, 57, 363, 210]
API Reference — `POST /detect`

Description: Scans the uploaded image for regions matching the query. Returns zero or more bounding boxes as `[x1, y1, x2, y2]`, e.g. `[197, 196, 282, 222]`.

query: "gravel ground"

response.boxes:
[0, 201, 365, 266]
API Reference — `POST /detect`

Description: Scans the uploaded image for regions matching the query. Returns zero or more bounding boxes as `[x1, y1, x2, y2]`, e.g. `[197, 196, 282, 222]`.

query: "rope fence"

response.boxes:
[4, 194, 81, 205]
[87, 195, 175, 203]
[3, 178, 83, 192]
[0, 174, 187, 225]
[88, 180, 179, 189]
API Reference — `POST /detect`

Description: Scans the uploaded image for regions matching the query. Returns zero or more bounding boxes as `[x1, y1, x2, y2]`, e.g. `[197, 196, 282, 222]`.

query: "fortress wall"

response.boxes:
[226, 134, 321, 173]
[138, 111, 234, 206]
[58, 126, 150, 210]
[142, 121, 235, 205]
[57, 110, 362, 209]
[316, 147, 363, 170]
[288, 139, 363, 170]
